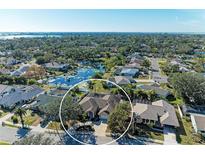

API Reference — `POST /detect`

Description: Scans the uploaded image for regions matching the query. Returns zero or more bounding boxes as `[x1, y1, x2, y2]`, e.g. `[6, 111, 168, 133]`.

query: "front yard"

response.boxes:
[132, 124, 164, 141]
[46, 121, 62, 130]
[7, 110, 41, 126]
[0, 110, 8, 118]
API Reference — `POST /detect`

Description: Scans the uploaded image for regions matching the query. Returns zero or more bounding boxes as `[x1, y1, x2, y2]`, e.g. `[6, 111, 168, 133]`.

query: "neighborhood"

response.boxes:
[0, 33, 205, 145]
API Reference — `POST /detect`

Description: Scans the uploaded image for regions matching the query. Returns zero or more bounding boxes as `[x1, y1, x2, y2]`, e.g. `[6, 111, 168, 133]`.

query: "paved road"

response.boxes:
[0, 125, 30, 143]
[150, 58, 168, 84]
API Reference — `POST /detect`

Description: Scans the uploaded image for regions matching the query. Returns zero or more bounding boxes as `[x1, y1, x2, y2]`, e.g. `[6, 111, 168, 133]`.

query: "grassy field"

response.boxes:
[0, 141, 10, 145]
[176, 111, 205, 145]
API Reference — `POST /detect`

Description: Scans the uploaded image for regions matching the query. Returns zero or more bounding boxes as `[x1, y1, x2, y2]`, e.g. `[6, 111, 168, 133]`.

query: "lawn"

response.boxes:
[0, 110, 8, 118]
[47, 121, 62, 130]
[176, 111, 205, 145]
[7, 110, 41, 126]
[169, 98, 184, 106]
[91, 81, 109, 93]
[133, 124, 164, 141]
[0, 141, 10, 145]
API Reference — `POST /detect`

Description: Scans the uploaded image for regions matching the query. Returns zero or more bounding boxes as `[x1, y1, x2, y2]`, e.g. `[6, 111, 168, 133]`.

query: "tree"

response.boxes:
[14, 108, 27, 128]
[24, 65, 46, 79]
[142, 59, 151, 68]
[146, 90, 158, 102]
[13, 134, 55, 145]
[36, 56, 46, 64]
[108, 102, 131, 134]
[169, 73, 205, 105]
[92, 72, 103, 79]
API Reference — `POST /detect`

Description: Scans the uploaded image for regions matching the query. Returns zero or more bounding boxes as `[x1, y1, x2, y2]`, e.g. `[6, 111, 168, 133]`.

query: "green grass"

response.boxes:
[8, 110, 40, 126]
[47, 122, 62, 130]
[0, 141, 10, 145]
[169, 98, 184, 106]
[133, 124, 164, 141]
[0, 110, 8, 118]
[4, 123, 20, 129]
[91, 81, 109, 93]
[176, 111, 205, 145]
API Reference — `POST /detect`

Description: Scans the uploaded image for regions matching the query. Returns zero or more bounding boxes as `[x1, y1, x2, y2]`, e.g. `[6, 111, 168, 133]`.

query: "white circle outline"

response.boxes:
[59, 78, 134, 145]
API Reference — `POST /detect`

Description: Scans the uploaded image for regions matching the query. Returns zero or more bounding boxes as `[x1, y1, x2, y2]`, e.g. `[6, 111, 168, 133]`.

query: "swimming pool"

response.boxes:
[48, 67, 104, 87]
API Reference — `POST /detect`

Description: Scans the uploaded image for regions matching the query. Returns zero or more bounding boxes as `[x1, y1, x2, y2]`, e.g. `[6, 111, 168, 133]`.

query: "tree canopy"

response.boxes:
[169, 73, 205, 105]
[108, 102, 131, 134]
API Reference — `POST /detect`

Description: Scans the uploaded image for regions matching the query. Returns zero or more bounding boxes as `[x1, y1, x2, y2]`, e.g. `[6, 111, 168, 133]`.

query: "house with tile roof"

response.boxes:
[79, 93, 121, 120]
[109, 76, 136, 86]
[133, 100, 179, 128]
[0, 84, 43, 110]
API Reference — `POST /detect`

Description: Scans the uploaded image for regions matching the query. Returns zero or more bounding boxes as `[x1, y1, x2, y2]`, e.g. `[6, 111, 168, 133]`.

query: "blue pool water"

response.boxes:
[49, 67, 104, 87]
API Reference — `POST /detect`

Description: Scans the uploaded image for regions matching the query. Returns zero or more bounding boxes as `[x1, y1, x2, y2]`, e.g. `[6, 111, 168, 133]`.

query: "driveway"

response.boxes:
[0, 125, 30, 143]
[163, 126, 178, 145]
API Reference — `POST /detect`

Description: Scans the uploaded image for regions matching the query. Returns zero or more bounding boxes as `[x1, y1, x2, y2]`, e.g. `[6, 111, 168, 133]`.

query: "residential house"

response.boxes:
[153, 75, 168, 84]
[138, 84, 174, 99]
[0, 84, 43, 110]
[0, 68, 10, 75]
[10, 64, 30, 76]
[109, 76, 136, 86]
[79, 93, 121, 120]
[44, 62, 69, 72]
[190, 114, 205, 136]
[181, 104, 205, 116]
[5, 57, 21, 66]
[120, 68, 140, 77]
[31, 94, 61, 112]
[133, 100, 179, 129]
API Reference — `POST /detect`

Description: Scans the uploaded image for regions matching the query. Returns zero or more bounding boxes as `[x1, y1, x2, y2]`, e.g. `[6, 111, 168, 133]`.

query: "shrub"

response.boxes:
[11, 116, 18, 124]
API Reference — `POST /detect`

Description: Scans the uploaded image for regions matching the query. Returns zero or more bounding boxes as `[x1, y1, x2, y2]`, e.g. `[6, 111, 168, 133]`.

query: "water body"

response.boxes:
[0, 34, 61, 40]
[49, 66, 104, 87]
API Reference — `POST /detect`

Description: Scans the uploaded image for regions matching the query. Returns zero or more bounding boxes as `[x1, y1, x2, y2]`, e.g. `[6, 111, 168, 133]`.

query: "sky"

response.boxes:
[0, 9, 205, 32]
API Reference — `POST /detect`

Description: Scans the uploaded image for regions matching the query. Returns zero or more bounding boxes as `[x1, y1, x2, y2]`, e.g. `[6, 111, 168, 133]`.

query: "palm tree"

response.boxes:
[15, 108, 27, 128]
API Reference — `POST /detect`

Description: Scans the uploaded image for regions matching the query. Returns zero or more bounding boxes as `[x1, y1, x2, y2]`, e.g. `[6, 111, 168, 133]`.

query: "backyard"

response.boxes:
[176, 111, 205, 145]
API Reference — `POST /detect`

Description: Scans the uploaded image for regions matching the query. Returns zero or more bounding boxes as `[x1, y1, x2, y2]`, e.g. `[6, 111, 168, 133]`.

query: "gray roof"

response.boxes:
[79, 93, 121, 116]
[0, 91, 23, 108]
[21, 85, 44, 100]
[192, 115, 205, 131]
[11, 65, 30, 76]
[125, 62, 142, 69]
[33, 94, 61, 107]
[0, 69, 10, 75]
[0, 85, 43, 109]
[120, 68, 139, 76]
[138, 84, 171, 98]
[109, 76, 135, 85]
[44, 62, 68, 69]
[133, 100, 179, 127]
